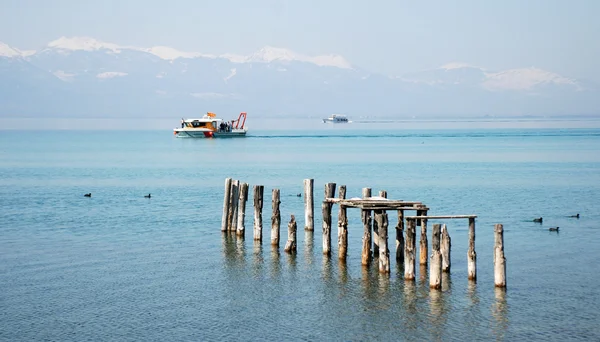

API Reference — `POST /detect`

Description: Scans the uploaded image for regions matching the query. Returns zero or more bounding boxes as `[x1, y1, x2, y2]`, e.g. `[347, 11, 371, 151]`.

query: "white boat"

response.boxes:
[323, 114, 350, 123]
[173, 112, 248, 138]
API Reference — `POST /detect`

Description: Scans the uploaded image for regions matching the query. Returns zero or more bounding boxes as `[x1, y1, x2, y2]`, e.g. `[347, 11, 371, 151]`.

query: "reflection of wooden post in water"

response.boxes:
[284, 215, 297, 253]
[228, 180, 239, 231]
[404, 218, 416, 280]
[221, 178, 232, 232]
[271, 189, 281, 247]
[322, 182, 336, 256]
[429, 223, 442, 289]
[494, 224, 506, 288]
[441, 224, 451, 272]
[236, 182, 249, 237]
[396, 209, 404, 264]
[303, 178, 314, 231]
[468, 217, 477, 281]
[253, 185, 264, 242]
[360, 187, 372, 266]
[419, 205, 428, 266]
[337, 185, 348, 260]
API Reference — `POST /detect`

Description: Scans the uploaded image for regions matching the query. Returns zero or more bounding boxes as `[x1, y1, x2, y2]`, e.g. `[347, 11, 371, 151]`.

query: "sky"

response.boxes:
[1, 0, 599, 81]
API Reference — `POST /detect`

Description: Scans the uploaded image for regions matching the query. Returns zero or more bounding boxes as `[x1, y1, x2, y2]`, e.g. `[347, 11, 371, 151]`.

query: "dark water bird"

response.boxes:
[297, 193, 302, 197]
[549, 227, 560, 232]
[568, 213, 580, 218]
[84, 193, 91, 197]
[144, 193, 151, 198]
[533, 217, 542, 223]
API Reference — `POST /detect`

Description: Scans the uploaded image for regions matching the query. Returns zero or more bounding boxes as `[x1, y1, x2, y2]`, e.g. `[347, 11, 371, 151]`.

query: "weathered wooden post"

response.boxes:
[304, 179, 314, 231]
[441, 224, 451, 272]
[236, 182, 249, 237]
[228, 180, 240, 231]
[221, 178, 232, 232]
[418, 205, 428, 266]
[284, 215, 297, 253]
[404, 218, 416, 280]
[467, 217, 477, 281]
[337, 185, 348, 261]
[396, 209, 404, 263]
[373, 190, 387, 258]
[253, 185, 264, 241]
[271, 189, 281, 246]
[361, 187, 372, 266]
[378, 204, 390, 274]
[429, 223, 442, 289]
[322, 182, 336, 256]
[494, 223, 506, 288]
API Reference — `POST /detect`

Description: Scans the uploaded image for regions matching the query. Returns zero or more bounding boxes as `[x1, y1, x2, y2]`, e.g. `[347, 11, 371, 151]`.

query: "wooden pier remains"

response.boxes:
[220, 178, 506, 288]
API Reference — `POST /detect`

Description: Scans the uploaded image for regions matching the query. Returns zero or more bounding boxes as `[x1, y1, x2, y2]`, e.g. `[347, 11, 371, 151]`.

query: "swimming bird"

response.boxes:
[144, 193, 151, 198]
[533, 217, 542, 223]
[569, 213, 580, 218]
[548, 227, 559, 232]
[297, 193, 301, 197]
[84, 193, 91, 197]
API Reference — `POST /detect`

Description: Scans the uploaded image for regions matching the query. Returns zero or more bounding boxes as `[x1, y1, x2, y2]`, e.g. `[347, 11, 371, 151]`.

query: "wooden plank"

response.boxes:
[406, 215, 477, 219]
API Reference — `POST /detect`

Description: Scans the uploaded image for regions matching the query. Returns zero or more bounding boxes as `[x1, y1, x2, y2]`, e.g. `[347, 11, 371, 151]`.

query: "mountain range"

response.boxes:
[1, 37, 598, 119]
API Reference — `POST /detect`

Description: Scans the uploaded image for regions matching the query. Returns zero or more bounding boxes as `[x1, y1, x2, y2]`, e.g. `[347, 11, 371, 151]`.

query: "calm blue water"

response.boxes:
[1, 124, 600, 341]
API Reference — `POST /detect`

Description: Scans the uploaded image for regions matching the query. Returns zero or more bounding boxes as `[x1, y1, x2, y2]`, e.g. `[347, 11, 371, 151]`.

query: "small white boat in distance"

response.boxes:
[323, 114, 350, 123]
[173, 112, 248, 138]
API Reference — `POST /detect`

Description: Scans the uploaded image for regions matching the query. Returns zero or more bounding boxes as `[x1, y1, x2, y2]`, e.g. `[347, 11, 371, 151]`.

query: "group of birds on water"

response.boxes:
[84, 193, 152, 198]
[533, 213, 580, 232]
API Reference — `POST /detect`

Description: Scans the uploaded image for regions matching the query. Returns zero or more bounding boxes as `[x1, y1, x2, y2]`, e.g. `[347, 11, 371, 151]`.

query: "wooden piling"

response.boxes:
[467, 217, 477, 281]
[236, 182, 249, 236]
[494, 224, 506, 288]
[253, 185, 264, 241]
[419, 205, 428, 265]
[429, 223, 442, 289]
[221, 178, 232, 232]
[228, 180, 240, 231]
[396, 209, 404, 264]
[378, 204, 390, 274]
[322, 182, 336, 256]
[404, 218, 416, 280]
[441, 224, 451, 272]
[361, 187, 372, 266]
[303, 179, 314, 231]
[271, 189, 281, 246]
[373, 190, 387, 258]
[337, 185, 348, 260]
[284, 215, 297, 253]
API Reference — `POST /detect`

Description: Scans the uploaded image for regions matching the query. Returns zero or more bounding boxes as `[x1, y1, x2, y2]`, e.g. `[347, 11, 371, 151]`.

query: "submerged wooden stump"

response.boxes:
[303, 178, 314, 231]
[221, 178, 232, 232]
[322, 182, 336, 256]
[228, 180, 240, 231]
[236, 182, 249, 237]
[396, 209, 404, 263]
[441, 224, 451, 272]
[271, 189, 281, 246]
[337, 185, 348, 260]
[494, 223, 506, 288]
[419, 206, 428, 266]
[284, 215, 297, 253]
[429, 223, 442, 289]
[253, 185, 264, 241]
[467, 217, 477, 281]
[404, 218, 416, 280]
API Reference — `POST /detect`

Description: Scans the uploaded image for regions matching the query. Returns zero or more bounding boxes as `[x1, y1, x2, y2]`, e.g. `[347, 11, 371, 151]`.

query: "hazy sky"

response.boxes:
[1, 0, 599, 80]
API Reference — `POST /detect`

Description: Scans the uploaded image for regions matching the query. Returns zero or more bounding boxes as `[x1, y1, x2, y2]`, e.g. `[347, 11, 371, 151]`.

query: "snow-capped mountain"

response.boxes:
[0, 37, 598, 118]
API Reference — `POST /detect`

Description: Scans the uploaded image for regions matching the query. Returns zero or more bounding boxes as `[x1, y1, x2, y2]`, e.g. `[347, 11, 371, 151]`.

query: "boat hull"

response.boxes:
[174, 128, 247, 138]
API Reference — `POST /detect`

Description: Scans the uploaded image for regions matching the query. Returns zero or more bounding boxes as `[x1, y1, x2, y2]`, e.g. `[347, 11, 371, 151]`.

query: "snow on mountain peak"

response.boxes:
[47, 36, 122, 53]
[140, 46, 215, 60]
[439, 62, 483, 71]
[483, 67, 580, 91]
[244, 45, 352, 68]
[0, 42, 22, 57]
